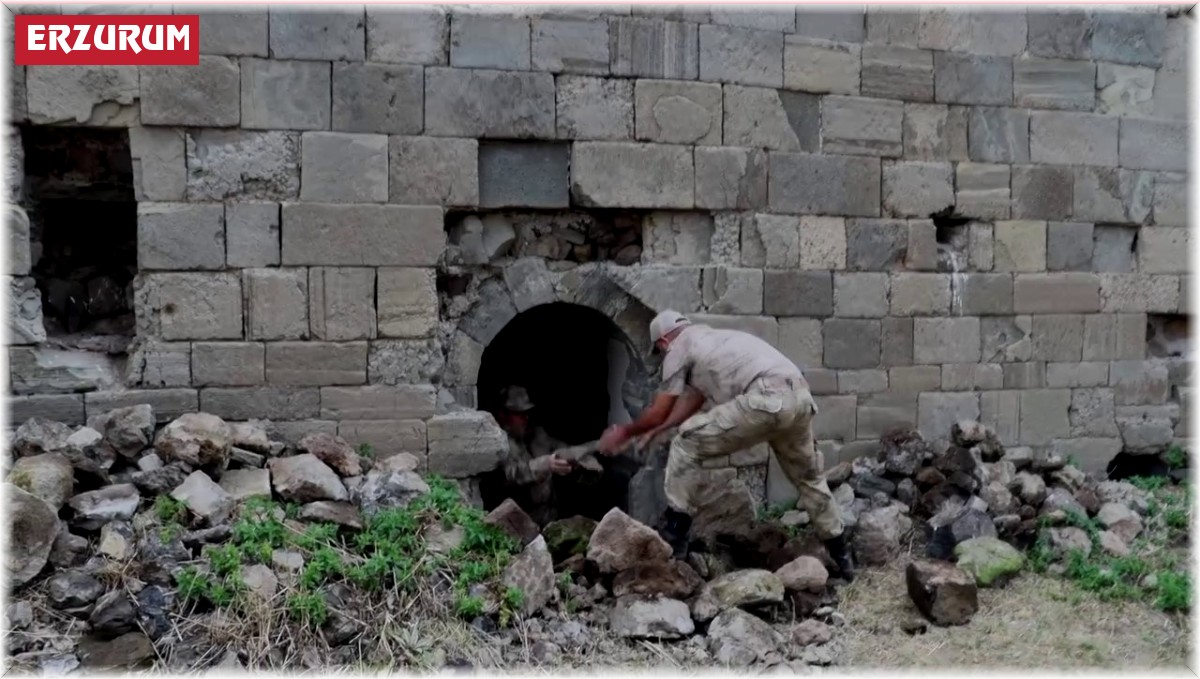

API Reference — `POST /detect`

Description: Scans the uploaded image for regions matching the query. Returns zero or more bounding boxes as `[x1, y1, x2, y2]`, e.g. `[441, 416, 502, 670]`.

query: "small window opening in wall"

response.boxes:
[22, 127, 137, 353]
[1147, 314, 1191, 359]
[932, 213, 971, 272]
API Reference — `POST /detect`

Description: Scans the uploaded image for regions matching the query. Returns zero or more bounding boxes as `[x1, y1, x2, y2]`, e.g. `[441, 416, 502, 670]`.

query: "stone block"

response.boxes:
[955, 163, 1010, 220]
[823, 319, 881, 369]
[425, 68, 554, 139]
[799, 216, 847, 270]
[1091, 226, 1137, 273]
[332, 63, 423, 135]
[739, 213, 797, 268]
[1030, 111, 1119, 167]
[955, 274, 1013, 316]
[300, 133, 388, 204]
[1003, 362, 1046, 389]
[969, 223, 995, 272]
[243, 269, 308, 341]
[764, 271, 833, 317]
[199, 387, 321, 421]
[129, 127, 186, 201]
[903, 103, 968, 161]
[694, 147, 767, 210]
[141, 56, 239, 127]
[265, 342, 367, 387]
[1047, 362, 1109, 389]
[1083, 313, 1146, 361]
[778, 318, 823, 369]
[688, 314, 779, 346]
[702, 267, 763, 315]
[532, 18, 610, 74]
[366, 7, 448, 65]
[478, 142, 570, 209]
[981, 390, 1020, 446]
[698, 24, 783, 87]
[10, 394, 86, 426]
[7, 276, 43, 345]
[338, 420, 427, 461]
[1013, 56, 1095, 111]
[723, 85, 819, 151]
[427, 411, 507, 477]
[795, 9, 864, 40]
[1069, 388, 1119, 437]
[185, 130, 299, 201]
[993, 221, 1047, 273]
[941, 363, 1003, 391]
[890, 273, 950, 316]
[1046, 222, 1094, 272]
[713, 7, 795, 32]
[968, 106, 1030, 164]
[378, 268, 438, 338]
[85, 389, 199, 424]
[555, 76, 633, 140]
[846, 219, 907, 271]
[502, 257, 556, 313]
[269, 8, 364, 60]
[1091, 10, 1166, 67]
[768, 153, 880, 217]
[1099, 274, 1180, 313]
[821, 95, 903, 157]
[1019, 389, 1071, 445]
[1030, 314, 1084, 362]
[267, 420, 339, 447]
[1138, 227, 1189, 275]
[906, 220, 938, 272]
[882, 317, 914, 367]
[1011, 166, 1073, 221]
[1110, 360, 1170, 405]
[25, 65, 138, 126]
[982, 316, 1033, 363]
[934, 53, 1012, 105]
[882, 161, 953, 217]
[282, 204, 443, 267]
[321, 385, 437, 421]
[918, 9, 1027, 56]
[918, 391, 980, 441]
[634, 80, 722, 145]
[1096, 62, 1155, 117]
[867, 9, 920, 46]
[1026, 9, 1092, 60]
[125, 340, 190, 388]
[137, 203, 225, 271]
[784, 38, 861, 95]
[240, 58, 330, 131]
[6, 205, 30, 277]
[1052, 439, 1122, 475]
[890, 365, 940, 392]
[840, 369, 888, 394]
[226, 203, 280, 268]
[1119, 118, 1187, 172]
[813, 395, 858, 441]
[861, 44, 933, 101]
[609, 17, 699, 79]
[834, 273, 888, 318]
[191, 342, 266, 387]
[450, 14, 530, 70]
[610, 265, 703, 313]
[1073, 167, 1154, 224]
[1163, 15, 1190, 71]
[1013, 273, 1101, 314]
[192, 9, 268, 56]
[368, 339, 445, 386]
[914, 317, 980, 364]
[141, 273, 242, 341]
[388, 136, 477, 207]
[1151, 70, 1187, 120]
[309, 268, 377, 341]
[571, 142, 693, 208]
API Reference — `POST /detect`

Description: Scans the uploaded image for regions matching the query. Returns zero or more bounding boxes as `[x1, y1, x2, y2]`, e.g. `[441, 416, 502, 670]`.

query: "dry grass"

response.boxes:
[838, 556, 1193, 670]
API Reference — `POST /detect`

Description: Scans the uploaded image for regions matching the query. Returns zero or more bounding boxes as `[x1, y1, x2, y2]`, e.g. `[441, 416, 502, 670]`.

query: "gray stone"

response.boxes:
[784, 38, 860, 95]
[199, 389, 321, 422]
[571, 142, 693, 208]
[1013, 272, 1101, 314]
[8, 276, 45, 345]
[1083, 314, 1145, 361]
[934, 53, 1012, 105]
[129, 127, 186, 201]
[388, 136, 477, 207]
[918, 392, 980, 442]
[609, 17, 699, 79]
[426, 68, 554, 139]
[823, 319, 881, 369]
[1138, 227, 1189, 275]
[1047, 222, 1094, 271]
[450, 14, 530, 70]
[242, 268, 307, 341]
[846, 218, 907, 271]
[1031, 315, 1084, 362]
[478, 142, 569, 209]
[1013, 56, 1095, 111]
[955, 163, 1010, 220]
[195, 9, 268, 56]
[25, 65, 138, 126]
[903, 103, 968, 161]
[1110, 360, 1169, 406]
[307, 268, 377, 341]
[191, 342, 265, 387]
[707, 608, 782, 666]
[634, 80, 722, 145]
[883, 161, 953, 217]
[822, 95, 903, 157]
[867, 9, 920, 46]
[723, 85, 819, 151]
[993, 221, 1047, 273]
[891, 272, 950, 316]
[764, 271, 833, 317]
[1091, 226, 1137, 273]
[1099, 274, 1180, 313]
[6, 205, 31, 276]
[968, 107, 1030, 163]
[981, 319, 1032, 363]
[1011, 166, 1073, 221]
[915, 318, 980, 364]
[268, 454, 348, 503]
[714, 7, 796, 32]
[1152, 69, 1187, 120]
[138, 273, 243, 341]
[769, 153, 880, 217]
[919, 9, 1027, 56]
[225, 203, 279, 268]
[332, 63, 423, 135]
[1048, 362, 1109, 389]
[1027, 9, 1092, 59]
[1003, 362, 1046, 389]
[1119, 118, 1187, 172]
[698, 25, 782, 87]
[265, 342, 367, 387]
[1092, 10, 1165, 67]
[240, 58, 330, 130]
[555, 75, 633, 140]
[532, 18, 610, 74]
[955, 274, 1013, 316]
[366, 7, 448, 65]
[282, 204, 443, 266]
[610, 596, 694, 640]
[69, 484, 138, 531]
[1019, 389, 1071, 445]
[834, 272, 889, 318]
[694, 147, 767, 210]
[1097, 62, 1155, 116]
[185, 130, 299, 201]
[1031, 111, 1119, 167]
[269, 8, 364, 60]
[643, 212, 713, 266]
[300, 133, 389, 203]
[137, 203, 225, 271]
[1152, 172, 1187, 226]
[376, 266, 437, 338]
[1074, 168, 1154, 224]
[427, 411, 507, 477]
[171, 471, 235, 525]
[862, 44, 933, 101]
[141, 56, 239, 127]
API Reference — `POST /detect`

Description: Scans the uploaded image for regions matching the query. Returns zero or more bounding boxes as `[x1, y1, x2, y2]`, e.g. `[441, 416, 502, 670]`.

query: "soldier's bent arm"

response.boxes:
[648, 386, 705, 436]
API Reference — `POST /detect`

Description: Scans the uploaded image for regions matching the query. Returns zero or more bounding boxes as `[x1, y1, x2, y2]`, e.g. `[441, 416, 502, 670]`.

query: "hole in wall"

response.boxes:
[932, 214, 971, 273]
[1147, 314, 1191, 359]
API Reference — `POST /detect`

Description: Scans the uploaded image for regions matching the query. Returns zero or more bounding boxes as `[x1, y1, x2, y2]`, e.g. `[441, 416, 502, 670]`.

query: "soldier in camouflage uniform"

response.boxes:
[494, 385, 575, 525]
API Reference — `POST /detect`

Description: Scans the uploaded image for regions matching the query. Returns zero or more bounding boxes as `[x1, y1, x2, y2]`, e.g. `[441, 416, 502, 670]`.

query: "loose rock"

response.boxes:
[484, 498, 540, 547]
[353, 470, 429, 514]
[501, 535, 556, 614]
[1041, 487, 1086, 517]
[1098, 530, 1130, 556]
[131, 463, 191, 496]
[171, 471, 236, 525]
[89, 591, 138, 638]
[88, 405, 154, 458]
[1010, 472, 1047, 506]
[853, 504, 912, 566]
[218, 468, 272, 502]
[8, 484, 61, 587]
[229, 421, 272, 454]
[792, 619, 834, 646]
[98, 521, 135, 560]
[298, 432, 363, 477]
[774, 556, 828, 593]
[704, 569, 785, 610]
[154, 413, 233, 469]
[586, 508, 671, 573]
[47, 570, 105, 609]
[953, 536, 1024, 586]
[269, 454, 349, 503]
[299, 501, 363, 529]
[7, 453, 74, 510]
[609, 596, 694, 639]
[13, 417, 73, 457]
[242, 563, 279, 600]
[49, 531, 89, 569]
[707, 608, 782, 666]
[1047, 526, 1092, 557]
[612, 560, 703, 599]
[77, 632, 155, 669]
[906, 559, 979, 626]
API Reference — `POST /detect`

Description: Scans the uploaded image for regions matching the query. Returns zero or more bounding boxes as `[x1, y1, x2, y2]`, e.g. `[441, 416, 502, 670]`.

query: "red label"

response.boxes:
[14, 15, 199, 66]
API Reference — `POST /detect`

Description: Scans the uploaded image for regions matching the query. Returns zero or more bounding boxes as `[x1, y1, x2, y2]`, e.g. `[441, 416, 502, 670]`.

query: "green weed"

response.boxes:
[1155, 571, 1191, 612]
[287, 592, 329, 626]
[357, 442, 374, 458]
[1164, 445, 1188, 470]
[154, 495, 187, 524]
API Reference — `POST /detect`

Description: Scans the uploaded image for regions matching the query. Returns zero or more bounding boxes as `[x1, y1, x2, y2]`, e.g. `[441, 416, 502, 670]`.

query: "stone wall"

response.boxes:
[3, 5, 1192, 507]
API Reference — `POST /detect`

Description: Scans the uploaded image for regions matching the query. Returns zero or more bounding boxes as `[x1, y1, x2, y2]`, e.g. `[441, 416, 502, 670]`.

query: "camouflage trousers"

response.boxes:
[664, 378, 844, 539]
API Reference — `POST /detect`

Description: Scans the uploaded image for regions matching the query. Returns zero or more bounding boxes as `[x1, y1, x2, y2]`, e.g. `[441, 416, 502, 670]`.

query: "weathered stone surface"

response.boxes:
[1138, 228, 1189, 275]
[426, 411, 506, 477]
[823, 95, 903, 157]
[588, 508, 671, 573]
[8, 484, 61, 587]
[698, 25, 782, 87]
[242, 268, 307, 341]
[154, 413, 232, 469]
[993, 221, 1047, 273]
[306, 268, 376, 342]
[918, 392, 980, 440]
[613, 560, 703, 600]
[555, 75, 633, 140]
[1100, 274, 1180, 313]
[69, 484, 138, 530]
[1020, 389, 1071, 445]
[1031, 111, 1119, 167]
[1027, 9, 1092, 60]
[1119, 118, 1187, 172]
[954, 536, 1023, 587]
[1013, 56, 1095, 111]
[904, 103, 968, 161]
[610, 17, 698, 79]
[835, 272, 889, 318]
[367, 339, 445, 385]
[1097, 62, 1155, 116]
[1046, 222, 1094, 271]
[723, 85, 819, 151]
[241, 58, 331, 130]
[479, 142, 570, 209]
[137, 203, 225, 271]
[532, 18, 609, 74]
[353, 470, 429, 516]
[484, 499, 540, 547]
[225, 203, 280, 268]
[186, 130, 299, 201]
[26, 65, 138, 125]
[934, 53, 1012, 105]
[268, 454, 348, 503]
[695, 147, 767, 210]
[282, 204, 444, 266]
[764, 271, 833, 317]
[1011, 166, 1073, 221]
[846, 218, 907, 271]
[1073, 168, 1153, 224]
[366, 8, 448, 65]
[785, 38, 861, 95]
[141, 56, 240, 126]
[968, 106, 1029, 164]
[196, 9, 269, 56]
[774, 556, 829, 593]
[915, 318, 980, 364]
[269, 8, 365, 61]
[707, 608, 782, 666]
[769, 153, 880, 217]
[862, 44, 933, 101]
[609, 596, 694, 640]
[218, 469, 271, 502]
[449, 14, 530, 70]
[1092, 10, 1165, 67]
[300, 133, 388, 203]
[883, 161, 953, 217]
[171, 471, 235, 526]
[906, 558, 978, 625]
[47, 569, 105, 609]
[8, 453, 74, 510]
[388, 136, 477, 207]
[7, 277, 45, 345]
[571, 142, 693, 208]
[425, 67, 554, 139]
[129, 127, 186, 201]
[634, 80, 721, 145]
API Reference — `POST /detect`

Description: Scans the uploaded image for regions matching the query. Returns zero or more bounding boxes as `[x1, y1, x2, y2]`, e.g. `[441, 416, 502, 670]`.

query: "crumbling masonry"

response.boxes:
[4, 5, 1191, 510]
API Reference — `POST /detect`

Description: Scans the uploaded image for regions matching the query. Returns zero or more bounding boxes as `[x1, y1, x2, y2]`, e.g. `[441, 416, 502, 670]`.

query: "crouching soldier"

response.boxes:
[494, 385, 575, 525]
[596, 311, 855, 581]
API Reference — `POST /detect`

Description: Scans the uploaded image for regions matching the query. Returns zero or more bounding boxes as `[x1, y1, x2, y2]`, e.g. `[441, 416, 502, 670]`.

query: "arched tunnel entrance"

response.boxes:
[475, 302, 661, 526]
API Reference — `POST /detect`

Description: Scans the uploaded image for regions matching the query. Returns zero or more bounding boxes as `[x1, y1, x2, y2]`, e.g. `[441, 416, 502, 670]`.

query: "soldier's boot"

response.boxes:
[823, 533, 855, 583]
[661, 508, 693, 559]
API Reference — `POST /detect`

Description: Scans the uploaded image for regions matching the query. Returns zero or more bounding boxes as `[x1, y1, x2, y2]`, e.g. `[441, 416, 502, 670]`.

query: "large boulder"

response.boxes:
[88, 405, 154, 458]
[774, 556, 828, 593]
[484, 499, 540, 547]
[8, 453, 74, 510]
[268, 454, 348, 503]
[543, 515, 597, 562]
[707, 608, 783, 667]
[171, 471, 236, 526]
[1096, 481, 1151, 515]
[906, 559, 978, 625]
[586, 508, 671, 573]
[298, 432, 362, 477]
[1097, 502, 1143, 543]
[69, 484, 139, 530]
[953, 536, 1024, 587]
[612, 560, 703, 599]
[154, 413, 232, 469]
[853, 504, 912, 566]
[501, 535, 556, 615]
[12, 418, 72, 457]
[352, 470, 428, 515]
[690, 472, 756, 542]
[7, 484, 61, 588]
[608, 596, 694, 639]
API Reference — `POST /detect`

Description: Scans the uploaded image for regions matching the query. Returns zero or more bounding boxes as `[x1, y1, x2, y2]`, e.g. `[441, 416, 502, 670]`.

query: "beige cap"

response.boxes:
[649, 310, 691, 350]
